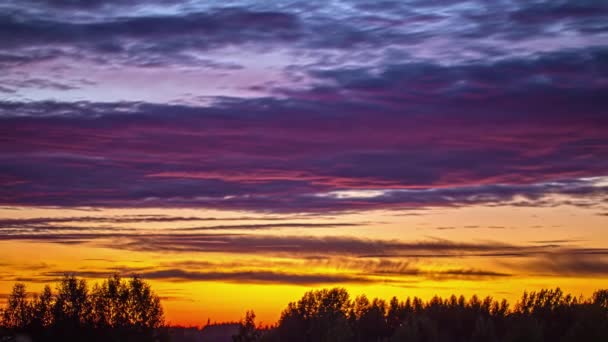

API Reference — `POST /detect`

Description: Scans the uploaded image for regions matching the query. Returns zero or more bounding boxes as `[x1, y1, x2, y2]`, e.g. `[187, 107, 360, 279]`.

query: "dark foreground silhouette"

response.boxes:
[1, 276, 607, 342]
[234, 287, 608, 342]
[0, 274, 166, 341]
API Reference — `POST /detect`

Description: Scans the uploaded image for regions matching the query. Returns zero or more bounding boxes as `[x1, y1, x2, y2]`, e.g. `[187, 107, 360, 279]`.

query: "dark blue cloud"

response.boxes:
[1, 0, 606, 70]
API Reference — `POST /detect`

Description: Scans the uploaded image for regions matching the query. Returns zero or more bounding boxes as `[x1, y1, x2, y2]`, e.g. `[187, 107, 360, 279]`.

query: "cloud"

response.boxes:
[133, 269, 374, 285]
[0, 215, 211, 226]
[0, 8, 301, 50]
[517, 253, 608, 277]
[427, 268, 511, 279]
[434, 225, 507, 230]
[326, 258, 512, 279]
[0, 0, 605, 72]
[3, 228, 602, 261]
[0, 3, 606, 212]
[32, 259, 511, 285]
[105, 234, 558, 258]
[0, 214, 365, 246]
[0, 215, 359, 230]
[174, 222, 361, 231]
[0, 77, 85, 94]
[2, 232, 607, 284]
[1, 49, 607, 212]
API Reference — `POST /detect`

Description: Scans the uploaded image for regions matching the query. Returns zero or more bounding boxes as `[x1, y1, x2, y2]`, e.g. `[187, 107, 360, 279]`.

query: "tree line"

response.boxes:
[0, 274, 166, 341]
[3, 276, 607, 341]
[234, 287, 608, 342]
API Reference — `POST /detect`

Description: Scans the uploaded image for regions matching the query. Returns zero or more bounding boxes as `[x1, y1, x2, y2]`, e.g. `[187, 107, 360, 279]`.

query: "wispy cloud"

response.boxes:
[2, 227, 606, 261]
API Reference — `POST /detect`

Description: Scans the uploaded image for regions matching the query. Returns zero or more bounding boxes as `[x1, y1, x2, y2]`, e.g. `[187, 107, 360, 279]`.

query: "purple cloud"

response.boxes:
[0, 1, 606, 212]
[1, 49, 607, 211]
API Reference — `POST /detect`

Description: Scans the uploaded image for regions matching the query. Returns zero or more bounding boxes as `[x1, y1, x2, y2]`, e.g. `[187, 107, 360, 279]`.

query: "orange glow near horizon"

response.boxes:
[1, 204, 607, 325]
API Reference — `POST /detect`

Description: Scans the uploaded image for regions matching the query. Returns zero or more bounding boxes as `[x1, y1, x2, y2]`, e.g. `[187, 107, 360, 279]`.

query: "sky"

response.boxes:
[1, 0, 607, 326]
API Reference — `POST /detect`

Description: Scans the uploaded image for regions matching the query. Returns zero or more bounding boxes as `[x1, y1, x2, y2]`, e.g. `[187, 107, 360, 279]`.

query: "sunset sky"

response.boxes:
[1, 0, 607, 326]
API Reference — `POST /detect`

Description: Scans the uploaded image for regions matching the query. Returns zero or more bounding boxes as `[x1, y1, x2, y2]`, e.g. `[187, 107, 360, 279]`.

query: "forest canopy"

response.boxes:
[236, 287, 608, 342]
[2, 276, 608, 341]
[0, 274, 165, 341]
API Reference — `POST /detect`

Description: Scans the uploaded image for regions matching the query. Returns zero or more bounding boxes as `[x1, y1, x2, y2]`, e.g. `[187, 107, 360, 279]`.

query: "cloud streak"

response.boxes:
[2, 228, 607, 284]
[2, 227, 607, 261]
[1, 80, 606, 212]
[1, 0, 606, 67]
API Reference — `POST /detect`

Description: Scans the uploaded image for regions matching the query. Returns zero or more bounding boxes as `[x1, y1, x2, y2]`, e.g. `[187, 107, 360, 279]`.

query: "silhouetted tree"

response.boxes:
[278, 288, 353, 342]
[2, 283, 31, 330]
[50, 274, 91, 340]
[126, 275, 164, 330]
[3, 281, 608, 342]
[593, 289, 608, 309]
[269, 287, 608, 342]
[90, 273, 129, 329]
[352, 296, 389, 341]
[90, 274, 164, 341]
[29, 285, 54, 340]
[386, 296, 408, 333]
[0, 274, 166, 342]
[31, 285, 53, 329]
[233, 310, 261, 342]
